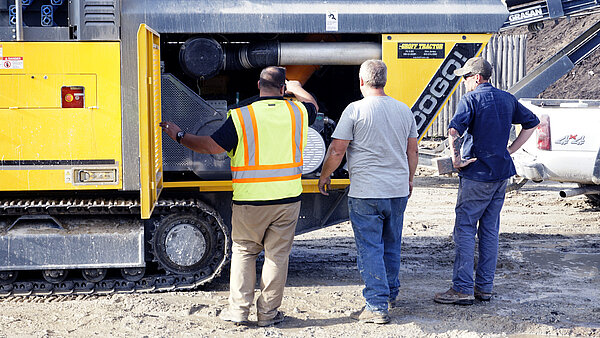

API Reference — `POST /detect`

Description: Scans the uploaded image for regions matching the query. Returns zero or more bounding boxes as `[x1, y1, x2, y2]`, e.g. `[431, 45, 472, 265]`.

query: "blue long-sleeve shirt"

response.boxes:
[449, 83, 540, 182]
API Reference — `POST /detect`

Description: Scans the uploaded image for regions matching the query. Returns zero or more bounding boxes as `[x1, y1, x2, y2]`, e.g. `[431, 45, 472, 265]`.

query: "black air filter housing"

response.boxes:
[179, 37, 224, 79]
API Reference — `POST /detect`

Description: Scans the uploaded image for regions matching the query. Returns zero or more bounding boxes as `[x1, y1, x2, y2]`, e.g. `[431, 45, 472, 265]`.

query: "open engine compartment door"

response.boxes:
[138, 24, 163, 219]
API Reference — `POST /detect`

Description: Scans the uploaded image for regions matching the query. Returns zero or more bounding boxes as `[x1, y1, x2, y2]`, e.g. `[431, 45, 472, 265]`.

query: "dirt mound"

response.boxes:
[508, 12, 600, 99]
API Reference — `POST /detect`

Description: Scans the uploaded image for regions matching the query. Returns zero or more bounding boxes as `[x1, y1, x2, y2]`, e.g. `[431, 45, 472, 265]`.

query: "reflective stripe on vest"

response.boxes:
[231, 100, 304, 183]
[287, 100, 304, 163]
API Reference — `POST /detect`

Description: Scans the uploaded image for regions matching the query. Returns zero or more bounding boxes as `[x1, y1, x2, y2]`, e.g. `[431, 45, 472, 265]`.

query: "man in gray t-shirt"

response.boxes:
[333, 95, 417, 198]
[318, 60, 418, 324]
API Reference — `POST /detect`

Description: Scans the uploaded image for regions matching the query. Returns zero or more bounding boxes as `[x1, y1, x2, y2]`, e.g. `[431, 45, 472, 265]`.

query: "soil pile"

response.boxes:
[509, 12, 600, 99]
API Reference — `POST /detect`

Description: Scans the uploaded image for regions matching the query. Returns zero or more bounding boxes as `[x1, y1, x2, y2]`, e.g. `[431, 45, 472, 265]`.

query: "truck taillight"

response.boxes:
[537, 114, 551, 150]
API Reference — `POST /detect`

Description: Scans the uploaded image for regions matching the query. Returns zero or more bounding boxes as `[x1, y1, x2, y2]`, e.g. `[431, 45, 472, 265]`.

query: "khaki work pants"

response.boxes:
[228, 201, 301, 321]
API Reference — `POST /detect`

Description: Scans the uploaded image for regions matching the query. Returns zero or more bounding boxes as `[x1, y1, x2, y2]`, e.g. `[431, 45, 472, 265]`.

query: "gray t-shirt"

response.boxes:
[332, 95, 418, 198]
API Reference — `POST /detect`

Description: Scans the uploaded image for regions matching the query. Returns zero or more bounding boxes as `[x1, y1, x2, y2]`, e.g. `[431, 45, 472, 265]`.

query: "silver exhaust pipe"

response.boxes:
[180, 38, 382, 79]
[559, 186, 600, 198]
[15, 0, 23, 41]
[279, 42, 382, 65]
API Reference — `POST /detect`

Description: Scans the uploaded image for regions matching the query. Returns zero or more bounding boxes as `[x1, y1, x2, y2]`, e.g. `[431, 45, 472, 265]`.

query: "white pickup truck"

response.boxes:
[512, 99, 600, 205]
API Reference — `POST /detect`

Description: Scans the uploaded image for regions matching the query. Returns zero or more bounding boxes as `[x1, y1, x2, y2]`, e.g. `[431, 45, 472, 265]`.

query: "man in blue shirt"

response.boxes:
[434, 57, 539, 305]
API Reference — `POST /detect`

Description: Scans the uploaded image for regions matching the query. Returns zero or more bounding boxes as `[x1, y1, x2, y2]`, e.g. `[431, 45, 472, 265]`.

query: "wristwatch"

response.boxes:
[176, 131, 186, 144]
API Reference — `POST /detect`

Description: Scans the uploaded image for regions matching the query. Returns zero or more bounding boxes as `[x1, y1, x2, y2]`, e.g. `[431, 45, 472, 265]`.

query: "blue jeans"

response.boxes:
[452, 177, 507, 295]
[348, 196, 408, 313]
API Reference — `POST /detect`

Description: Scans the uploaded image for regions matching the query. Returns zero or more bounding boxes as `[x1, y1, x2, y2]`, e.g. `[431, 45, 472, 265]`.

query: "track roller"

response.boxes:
[82, 268, 108, 283]
[43, 269, 68, 283]
[121, 267, 145, 282]
[0, 271, 18, 285]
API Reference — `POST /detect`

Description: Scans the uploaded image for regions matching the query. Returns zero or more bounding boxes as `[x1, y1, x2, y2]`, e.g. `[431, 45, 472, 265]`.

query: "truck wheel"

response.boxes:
[152, 211, 226, 276]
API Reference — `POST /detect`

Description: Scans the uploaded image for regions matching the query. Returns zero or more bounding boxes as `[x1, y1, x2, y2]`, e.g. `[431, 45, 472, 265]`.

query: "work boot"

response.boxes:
[434, 288, 474, 305]
[350, 306, 390, 324]
[218, 307, 249, 326]
[474, 288, 492, 301]
[257, 311, 285, 327]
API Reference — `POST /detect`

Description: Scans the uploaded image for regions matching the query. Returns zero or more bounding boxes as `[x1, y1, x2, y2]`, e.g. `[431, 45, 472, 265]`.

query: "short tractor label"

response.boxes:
[398, 42, 445, 59]
[0, 57, 24, 69]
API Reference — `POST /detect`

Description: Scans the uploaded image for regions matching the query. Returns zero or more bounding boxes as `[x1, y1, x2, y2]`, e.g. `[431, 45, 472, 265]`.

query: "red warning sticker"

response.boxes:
[0, 57, 24, 69]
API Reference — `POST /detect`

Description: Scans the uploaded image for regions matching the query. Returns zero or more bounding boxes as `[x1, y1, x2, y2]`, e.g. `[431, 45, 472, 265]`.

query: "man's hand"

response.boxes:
[318, 139, 350, 196]
[285, 80, 319, 111]
[160, 121, 181, 142]
[318, 176, 331, 196]
[284, 80, 303, 94]
[448, 128, 476, 170]
[408, 181, 413, 198]
[452, 157, 477, 169]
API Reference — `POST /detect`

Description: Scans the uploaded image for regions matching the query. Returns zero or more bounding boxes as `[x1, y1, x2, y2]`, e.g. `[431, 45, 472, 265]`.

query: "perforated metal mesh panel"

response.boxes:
[161, 74, 326, 177]
[161, 74, 227, 172]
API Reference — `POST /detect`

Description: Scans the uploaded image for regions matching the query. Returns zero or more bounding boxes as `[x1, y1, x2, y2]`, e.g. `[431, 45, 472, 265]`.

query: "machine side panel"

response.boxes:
[0, 42, 122, 191]
[0, 220, 144, 271]
[121, 1, 508, 34]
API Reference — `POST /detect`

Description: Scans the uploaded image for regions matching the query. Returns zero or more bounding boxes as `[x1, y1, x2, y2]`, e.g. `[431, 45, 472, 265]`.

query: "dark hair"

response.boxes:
[259, 66, 286, 90]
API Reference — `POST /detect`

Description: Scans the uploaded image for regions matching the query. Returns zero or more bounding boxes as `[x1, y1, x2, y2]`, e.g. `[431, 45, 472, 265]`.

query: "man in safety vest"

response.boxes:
[161, 66, 317, 327]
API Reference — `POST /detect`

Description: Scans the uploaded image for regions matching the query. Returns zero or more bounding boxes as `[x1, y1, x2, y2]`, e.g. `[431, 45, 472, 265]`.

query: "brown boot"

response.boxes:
[474, 287, 492, 301]
[434, 288, 474, 305]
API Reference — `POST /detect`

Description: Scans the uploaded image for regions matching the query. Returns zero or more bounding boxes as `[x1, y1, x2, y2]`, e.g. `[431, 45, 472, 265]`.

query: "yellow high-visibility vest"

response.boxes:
[228, 99, 308, 201]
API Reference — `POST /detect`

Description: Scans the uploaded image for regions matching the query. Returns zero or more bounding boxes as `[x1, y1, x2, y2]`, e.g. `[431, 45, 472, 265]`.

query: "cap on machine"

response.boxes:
[454, 57, 493, 78]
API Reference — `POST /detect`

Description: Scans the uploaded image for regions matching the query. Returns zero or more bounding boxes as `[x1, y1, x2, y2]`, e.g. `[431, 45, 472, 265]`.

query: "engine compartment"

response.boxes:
[160, 33, 377, 181]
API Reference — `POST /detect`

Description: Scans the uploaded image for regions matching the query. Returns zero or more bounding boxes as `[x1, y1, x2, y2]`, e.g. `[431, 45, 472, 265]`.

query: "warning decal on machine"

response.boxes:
[326, 11, 338, 31]
[0, 57, 24, 69]
[398, 42, 445, 59]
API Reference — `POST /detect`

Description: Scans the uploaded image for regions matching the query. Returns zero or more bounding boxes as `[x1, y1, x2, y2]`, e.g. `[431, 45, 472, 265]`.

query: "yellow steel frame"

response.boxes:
[163, 179, 350, 193]
[138, 24, 163, 219]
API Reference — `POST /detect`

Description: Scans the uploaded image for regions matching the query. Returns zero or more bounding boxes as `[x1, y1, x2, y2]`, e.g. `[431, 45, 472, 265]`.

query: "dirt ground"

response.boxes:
[1, 166, 598, 337]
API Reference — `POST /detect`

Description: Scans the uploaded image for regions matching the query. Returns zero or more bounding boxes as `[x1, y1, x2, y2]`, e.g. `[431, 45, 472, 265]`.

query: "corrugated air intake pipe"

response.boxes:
[179, 37, 381, 80]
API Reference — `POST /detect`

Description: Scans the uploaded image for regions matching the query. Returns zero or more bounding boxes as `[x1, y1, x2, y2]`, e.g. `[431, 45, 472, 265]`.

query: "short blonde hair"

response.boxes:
[359, 59, 387, 88]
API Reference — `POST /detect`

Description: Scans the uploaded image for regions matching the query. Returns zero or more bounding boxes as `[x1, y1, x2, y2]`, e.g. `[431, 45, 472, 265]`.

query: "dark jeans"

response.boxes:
[348, 196, 408, 313]
[452, 177, 507, 294]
